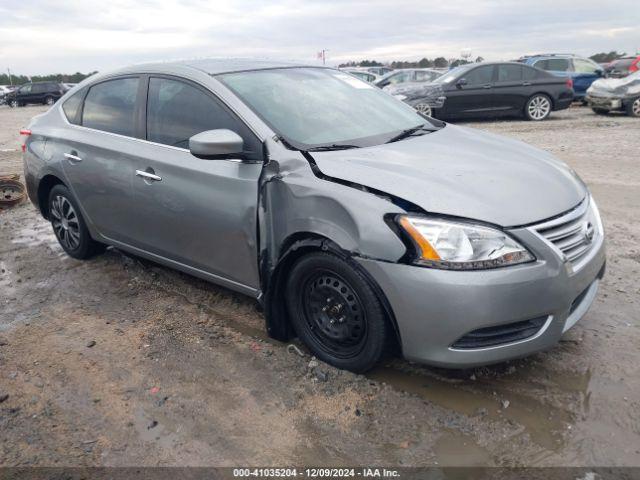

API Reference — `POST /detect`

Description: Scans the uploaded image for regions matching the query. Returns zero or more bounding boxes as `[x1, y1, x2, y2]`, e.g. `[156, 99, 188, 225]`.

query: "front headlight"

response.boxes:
[393, 94, 407, 101]
[397, 215, 535, 270]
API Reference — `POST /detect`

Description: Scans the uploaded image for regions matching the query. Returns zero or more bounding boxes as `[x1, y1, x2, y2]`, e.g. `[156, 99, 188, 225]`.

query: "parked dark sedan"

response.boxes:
[6, 81, 68, 107]
[431, 62, 574, 121]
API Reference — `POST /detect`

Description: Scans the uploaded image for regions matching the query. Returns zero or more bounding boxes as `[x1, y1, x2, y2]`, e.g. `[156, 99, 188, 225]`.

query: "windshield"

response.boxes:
[433, 65, 474, 84]
[218, 67, 440, 149]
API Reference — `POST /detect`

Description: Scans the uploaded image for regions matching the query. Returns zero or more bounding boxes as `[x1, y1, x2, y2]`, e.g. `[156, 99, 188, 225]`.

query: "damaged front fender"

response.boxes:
[258, 139, 411, 341]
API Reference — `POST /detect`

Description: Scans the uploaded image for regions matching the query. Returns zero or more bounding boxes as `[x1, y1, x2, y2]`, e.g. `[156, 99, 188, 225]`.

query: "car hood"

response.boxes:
[587, 72, 640, 98]
[310, 124, 586, 227]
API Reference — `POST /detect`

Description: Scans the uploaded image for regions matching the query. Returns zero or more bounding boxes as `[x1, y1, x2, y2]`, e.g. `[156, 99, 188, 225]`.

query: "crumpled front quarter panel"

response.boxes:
[262, 146, 408, 265]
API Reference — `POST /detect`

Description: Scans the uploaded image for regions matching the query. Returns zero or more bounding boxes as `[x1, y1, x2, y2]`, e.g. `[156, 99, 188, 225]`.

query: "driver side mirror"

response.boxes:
[189, 129, 244, 159]
[456, 78, 467, 88]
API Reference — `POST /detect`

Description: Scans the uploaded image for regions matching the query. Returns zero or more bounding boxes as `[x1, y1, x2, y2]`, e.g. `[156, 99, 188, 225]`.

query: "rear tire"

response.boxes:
[591, 108, 608, 115]
[285, 251, 389, 372]
[48, 185, 105, 259]
[415, 103, 432, 117]
[44, 96, 55, 106]
[626, 97, 640, 118]
[524, 94, 552, 121]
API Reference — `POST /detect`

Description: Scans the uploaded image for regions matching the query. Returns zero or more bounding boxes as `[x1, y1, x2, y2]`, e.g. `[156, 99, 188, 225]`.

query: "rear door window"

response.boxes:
[465, 66, 495, 85]
[497, 65, 523, 82]
[82, 77, 139, 136]
[534, 58, 570, 72]
[146, 77, 259, 155]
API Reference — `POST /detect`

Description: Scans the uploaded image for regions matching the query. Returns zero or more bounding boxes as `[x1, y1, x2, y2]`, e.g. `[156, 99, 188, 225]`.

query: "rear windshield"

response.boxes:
[218, 67, 441, 150]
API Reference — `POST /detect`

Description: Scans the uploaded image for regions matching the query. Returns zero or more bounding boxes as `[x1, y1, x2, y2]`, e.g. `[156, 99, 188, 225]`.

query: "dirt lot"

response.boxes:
[1, 105, 639, 467]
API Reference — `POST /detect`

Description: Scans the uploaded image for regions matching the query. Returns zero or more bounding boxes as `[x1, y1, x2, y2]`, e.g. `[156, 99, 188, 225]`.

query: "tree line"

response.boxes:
[0, 71, 97, 86]
[0, 51, 631, 86]
[339, 51, 630, 69]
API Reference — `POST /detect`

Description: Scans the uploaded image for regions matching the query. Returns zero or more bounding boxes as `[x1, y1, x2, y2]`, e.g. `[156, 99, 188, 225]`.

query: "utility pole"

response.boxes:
[7, 68, 13, 85]
[318, 49, 328, 65]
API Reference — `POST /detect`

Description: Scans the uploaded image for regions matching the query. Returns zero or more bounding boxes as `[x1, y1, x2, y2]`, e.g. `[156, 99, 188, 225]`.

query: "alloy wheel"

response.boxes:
[528, 95, 551, 120]
[415, 103, 432, 117]
[50, 195, 81, 251]
[301, 271, 367, 359]
[10, 100, 18, 108]
[633, 98, 640, 117]
[45, 97, 55, 106]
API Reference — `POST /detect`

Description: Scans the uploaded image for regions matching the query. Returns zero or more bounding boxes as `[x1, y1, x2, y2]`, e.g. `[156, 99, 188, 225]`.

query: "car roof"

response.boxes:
[127, 58, 315, 76]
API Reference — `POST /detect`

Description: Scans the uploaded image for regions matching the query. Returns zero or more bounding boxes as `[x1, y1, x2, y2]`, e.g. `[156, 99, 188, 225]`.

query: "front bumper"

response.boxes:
[358, 218, 605, 368]
[587, 94, 623, 111]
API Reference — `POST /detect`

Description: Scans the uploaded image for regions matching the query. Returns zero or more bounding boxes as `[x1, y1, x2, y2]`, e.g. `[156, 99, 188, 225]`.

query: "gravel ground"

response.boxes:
[0, 104, 639, 467]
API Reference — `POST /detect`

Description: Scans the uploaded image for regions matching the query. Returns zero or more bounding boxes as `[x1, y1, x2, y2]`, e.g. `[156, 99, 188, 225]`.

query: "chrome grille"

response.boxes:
[532, 198, 599, 267]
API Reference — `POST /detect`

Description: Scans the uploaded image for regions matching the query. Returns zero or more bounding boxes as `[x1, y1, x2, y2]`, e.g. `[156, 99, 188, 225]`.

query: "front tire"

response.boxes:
[626, 97, 640, 118]
[48, 185, 105, 259]
[524, 94, 552, 121]
[44, 96, 55, 106]
[285, 251, 389, 372]
[9, 99, 19, 108]
[591, 107, 608, 115]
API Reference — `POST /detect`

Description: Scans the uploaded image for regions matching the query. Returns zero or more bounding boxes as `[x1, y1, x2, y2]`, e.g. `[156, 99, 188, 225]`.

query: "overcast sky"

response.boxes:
[1, 0, 637, 75]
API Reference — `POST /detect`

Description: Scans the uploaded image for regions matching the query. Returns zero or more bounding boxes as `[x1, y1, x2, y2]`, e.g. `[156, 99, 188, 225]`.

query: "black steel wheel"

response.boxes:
[48, 184, 105, 259]
[285, 251, 389, 372]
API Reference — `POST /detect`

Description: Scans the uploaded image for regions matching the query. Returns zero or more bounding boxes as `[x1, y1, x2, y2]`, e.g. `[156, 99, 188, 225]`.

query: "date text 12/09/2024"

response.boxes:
[233, 468, 401, 478]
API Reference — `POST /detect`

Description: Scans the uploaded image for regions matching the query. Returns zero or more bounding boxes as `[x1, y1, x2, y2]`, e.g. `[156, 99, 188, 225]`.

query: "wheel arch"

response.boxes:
[262, 231, 403, 356]
[529, 91, 554, 108]
[37, 174, 66, 219]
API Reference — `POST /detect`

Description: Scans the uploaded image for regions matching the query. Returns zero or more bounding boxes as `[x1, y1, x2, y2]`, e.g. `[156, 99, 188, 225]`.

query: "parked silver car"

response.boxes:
[22, 59, 606, 372]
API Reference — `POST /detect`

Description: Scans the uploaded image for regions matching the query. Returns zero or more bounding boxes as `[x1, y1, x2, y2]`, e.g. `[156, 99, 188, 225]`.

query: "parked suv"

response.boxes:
[517, 54, 604, 100]
[6, 81, 68, 107]
[22, 60, 605, 372]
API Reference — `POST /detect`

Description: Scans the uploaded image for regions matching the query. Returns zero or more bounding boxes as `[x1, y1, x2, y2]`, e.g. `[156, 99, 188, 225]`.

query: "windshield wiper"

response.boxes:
[386, 124, 433, 144]
[306, 144, 360, 152]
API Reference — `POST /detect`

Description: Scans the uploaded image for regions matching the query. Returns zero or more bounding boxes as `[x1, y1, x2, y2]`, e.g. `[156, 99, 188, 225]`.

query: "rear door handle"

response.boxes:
[483, 84, 492, 89]
[523, 82, 532, 86]
[64, 152, 82, 162]
[135, 169, 162, 182]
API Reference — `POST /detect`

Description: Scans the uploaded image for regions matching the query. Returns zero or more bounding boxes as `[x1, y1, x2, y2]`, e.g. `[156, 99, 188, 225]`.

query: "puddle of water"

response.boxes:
[12, 224, 63, 254]
[133, 407, 180, 449]
[433, 429, 492, 466]
[368, 366, 586, 452]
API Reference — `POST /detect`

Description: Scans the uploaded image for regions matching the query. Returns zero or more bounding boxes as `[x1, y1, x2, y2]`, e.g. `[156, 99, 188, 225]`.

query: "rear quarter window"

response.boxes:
[524, 66, 549, 80]
[62, 90, 83, 125]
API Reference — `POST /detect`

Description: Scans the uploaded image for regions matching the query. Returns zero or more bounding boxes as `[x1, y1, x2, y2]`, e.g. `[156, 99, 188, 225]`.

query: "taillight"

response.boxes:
[566, 78, 573, 89]
[630, 59, 639, 73]
[19, 129, 31, 153]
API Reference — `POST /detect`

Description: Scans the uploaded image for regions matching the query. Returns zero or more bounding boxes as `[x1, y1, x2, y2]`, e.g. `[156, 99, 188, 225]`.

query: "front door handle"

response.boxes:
[523, 81, 532, 86]
[483, 84, 492, 89]
[64, 152, 82, 162]
[135, 169, 162, 182]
